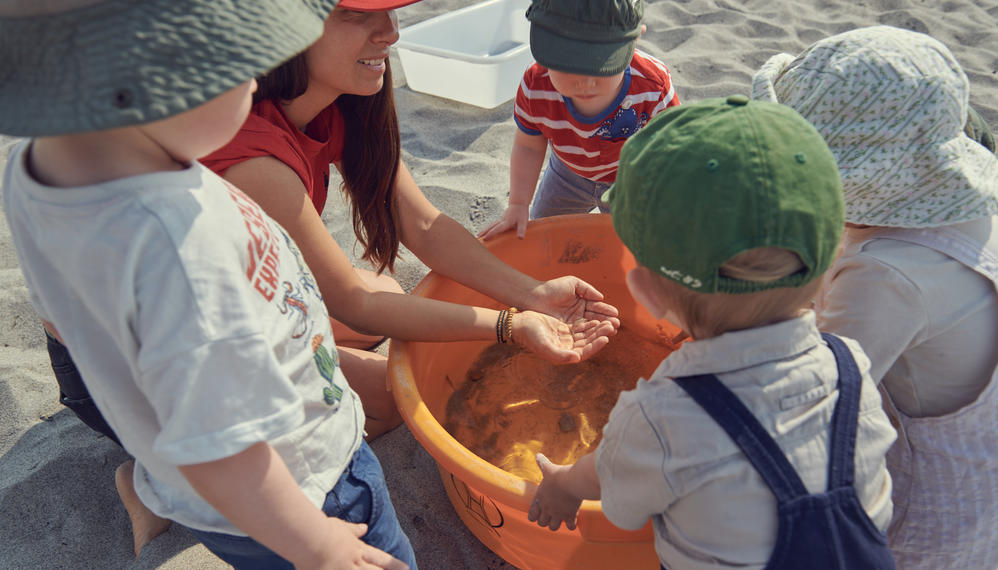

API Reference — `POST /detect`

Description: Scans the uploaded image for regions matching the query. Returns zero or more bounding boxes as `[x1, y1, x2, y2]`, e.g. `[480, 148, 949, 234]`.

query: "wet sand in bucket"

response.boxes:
[444, 327, 674, 483]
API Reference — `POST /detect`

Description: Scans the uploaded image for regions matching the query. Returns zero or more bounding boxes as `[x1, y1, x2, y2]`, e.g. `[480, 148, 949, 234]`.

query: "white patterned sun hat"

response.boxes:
[751, 25, 998, 228]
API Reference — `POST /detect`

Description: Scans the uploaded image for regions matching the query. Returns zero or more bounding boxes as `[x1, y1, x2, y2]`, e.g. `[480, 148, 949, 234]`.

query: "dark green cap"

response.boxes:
[606, 95, 845, 294]
[526, 0, 643, 77]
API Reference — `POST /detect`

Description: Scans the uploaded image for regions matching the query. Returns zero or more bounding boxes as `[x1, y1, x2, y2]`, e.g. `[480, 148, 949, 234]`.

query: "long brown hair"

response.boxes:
[254, 53, 402, 274]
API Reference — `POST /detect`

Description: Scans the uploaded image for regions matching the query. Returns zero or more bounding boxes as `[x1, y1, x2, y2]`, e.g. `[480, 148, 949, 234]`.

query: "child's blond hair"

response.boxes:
[650, 246, 821, 340]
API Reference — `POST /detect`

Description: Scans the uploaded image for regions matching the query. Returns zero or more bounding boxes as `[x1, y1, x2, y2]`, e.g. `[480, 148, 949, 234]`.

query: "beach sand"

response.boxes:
[1, 0, 996, 568]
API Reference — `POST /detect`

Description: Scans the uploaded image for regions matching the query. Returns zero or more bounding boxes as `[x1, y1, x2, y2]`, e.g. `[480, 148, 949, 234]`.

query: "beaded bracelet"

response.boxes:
[505, 307, 518, 343]
[496, 309, 507, 344]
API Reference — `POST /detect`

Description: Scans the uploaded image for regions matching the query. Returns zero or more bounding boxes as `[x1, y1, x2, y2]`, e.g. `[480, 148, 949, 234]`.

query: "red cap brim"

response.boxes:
[337, 0, 422, 11]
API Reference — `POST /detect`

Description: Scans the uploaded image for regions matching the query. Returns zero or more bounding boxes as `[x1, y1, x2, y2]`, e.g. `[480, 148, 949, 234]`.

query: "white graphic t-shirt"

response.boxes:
[2, 141, 364, 534]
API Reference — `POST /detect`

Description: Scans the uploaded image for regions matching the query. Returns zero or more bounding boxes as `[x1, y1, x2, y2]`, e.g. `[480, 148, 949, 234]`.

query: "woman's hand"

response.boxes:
[512, 310, 614, 364]
[477, 203, 530, 241]
[527, 276, 622, 332]
[528, 454, 585, 531]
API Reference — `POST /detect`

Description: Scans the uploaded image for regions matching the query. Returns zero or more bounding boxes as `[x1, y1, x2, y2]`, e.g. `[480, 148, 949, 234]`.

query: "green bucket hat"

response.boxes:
[606, 95, 845, 294]
[0, 0, 337, 137]
[526, 0, 643, 77]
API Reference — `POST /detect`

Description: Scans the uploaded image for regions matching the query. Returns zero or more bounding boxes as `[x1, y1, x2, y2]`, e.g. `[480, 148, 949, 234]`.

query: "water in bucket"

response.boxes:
[444, 326, 672, 483]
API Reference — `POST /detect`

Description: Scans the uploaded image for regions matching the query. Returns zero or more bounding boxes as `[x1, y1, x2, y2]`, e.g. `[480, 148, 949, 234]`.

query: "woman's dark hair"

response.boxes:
[254, 53, 309, 103]
[255, 53, 402, 274]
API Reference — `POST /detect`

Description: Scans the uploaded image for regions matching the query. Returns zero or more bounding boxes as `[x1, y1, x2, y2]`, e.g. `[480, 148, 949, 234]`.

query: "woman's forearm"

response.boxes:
[333, 286, 503, 342]
[394, 162, 546, 308]
[407, 213, 545, 306]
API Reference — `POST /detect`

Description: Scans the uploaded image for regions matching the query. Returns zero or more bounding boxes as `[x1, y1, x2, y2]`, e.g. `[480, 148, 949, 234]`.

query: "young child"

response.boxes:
[527, 98, 898, 569]
[752, 26, 998, 569]
[477, 0, 679, 241]
[0, 1, 614, 567]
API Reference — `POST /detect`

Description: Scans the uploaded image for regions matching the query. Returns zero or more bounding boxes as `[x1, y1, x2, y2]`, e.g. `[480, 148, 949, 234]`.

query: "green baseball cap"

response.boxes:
[526, 0, 643, 77]
[606, 95, 844, 294]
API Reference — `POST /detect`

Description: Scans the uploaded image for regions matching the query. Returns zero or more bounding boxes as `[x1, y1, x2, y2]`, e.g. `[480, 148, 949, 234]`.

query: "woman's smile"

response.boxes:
[358, 57, 387, 72]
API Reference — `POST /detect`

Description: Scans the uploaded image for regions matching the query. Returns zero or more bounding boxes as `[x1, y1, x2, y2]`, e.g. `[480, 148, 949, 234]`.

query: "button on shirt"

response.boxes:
[595, 312, 896, 569]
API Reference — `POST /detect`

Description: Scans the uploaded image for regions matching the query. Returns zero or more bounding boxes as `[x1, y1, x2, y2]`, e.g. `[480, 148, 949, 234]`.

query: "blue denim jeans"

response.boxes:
[46, 331, 121, 446]
[187, 441, 416, 569]
[530, 154, 612, 219]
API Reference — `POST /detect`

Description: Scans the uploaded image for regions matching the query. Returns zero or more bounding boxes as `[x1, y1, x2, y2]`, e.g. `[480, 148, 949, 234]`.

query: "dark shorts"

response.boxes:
[187, 441, 417, 569]
[46, 331, 120, 445]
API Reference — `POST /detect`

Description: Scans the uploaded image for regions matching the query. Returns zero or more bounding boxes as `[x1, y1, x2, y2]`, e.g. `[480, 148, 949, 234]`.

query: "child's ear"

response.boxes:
[640, 24, 647, 36]
[626, 266, 668, 319]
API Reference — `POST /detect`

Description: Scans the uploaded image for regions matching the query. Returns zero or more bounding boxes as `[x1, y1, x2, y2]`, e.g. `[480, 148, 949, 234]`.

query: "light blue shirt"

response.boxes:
[596, 311, 896, 569]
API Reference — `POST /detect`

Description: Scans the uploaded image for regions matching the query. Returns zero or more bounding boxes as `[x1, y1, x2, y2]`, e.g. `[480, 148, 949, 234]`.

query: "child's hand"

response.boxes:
[477, 204, 530, 241]
[307, 518, 409, 569]
[528, 453, 584, 531]
[512, 310, 614, 364]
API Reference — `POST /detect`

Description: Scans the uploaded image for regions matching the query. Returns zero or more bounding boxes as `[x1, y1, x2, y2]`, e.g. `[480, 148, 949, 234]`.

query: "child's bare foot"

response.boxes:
[115, 459, 171, 557]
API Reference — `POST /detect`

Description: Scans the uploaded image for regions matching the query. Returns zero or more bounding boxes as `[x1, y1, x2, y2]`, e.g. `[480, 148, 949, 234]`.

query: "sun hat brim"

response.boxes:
[338, 0, 423, 10]
[0, 0, 335, 137]
[834, 133, 998, 228]
[751, 26, 998, 228]
[529, 24, 636, 77]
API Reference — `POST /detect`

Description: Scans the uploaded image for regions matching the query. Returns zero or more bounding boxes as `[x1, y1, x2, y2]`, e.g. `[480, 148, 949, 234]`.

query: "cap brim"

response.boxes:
[338, 0, 422, 10]
[530, 25, 635, 77]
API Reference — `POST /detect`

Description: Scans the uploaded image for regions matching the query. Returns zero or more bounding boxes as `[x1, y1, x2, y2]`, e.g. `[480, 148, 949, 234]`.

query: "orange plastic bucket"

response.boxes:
[388, 214, 686, 569]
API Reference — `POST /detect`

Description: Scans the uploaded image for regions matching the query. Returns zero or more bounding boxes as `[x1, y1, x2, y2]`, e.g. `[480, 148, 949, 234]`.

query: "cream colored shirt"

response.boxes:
[816, 218, 998, 417]
[596, 312, 895, 569]
[817, 220, 998, 569]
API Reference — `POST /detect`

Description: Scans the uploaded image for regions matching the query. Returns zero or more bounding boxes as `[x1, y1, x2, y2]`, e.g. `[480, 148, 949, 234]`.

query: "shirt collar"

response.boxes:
[655, 311, 822, 379]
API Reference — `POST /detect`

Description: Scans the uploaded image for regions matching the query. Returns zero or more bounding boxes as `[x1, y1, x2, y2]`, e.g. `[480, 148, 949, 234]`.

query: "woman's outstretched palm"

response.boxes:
[514, 310, 615, 364]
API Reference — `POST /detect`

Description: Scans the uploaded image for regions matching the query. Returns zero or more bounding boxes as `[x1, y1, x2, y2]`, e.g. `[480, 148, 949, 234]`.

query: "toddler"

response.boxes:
[528, 97, 898, 569]
[753, 25, 998, 569]
[478, 0, 679, 240]
[0, 0, 613, 566]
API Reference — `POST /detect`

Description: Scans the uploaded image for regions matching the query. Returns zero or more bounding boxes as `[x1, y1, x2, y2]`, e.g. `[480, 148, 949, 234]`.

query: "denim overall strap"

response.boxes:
[671, 375, 809, 502]
[672, 334, 862, 499]
[821, 333, 861, 490]
[674, 335, 895, 569]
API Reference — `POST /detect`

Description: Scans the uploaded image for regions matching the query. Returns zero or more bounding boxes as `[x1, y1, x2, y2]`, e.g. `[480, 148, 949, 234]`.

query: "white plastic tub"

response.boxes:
[395, 0, 534, 109]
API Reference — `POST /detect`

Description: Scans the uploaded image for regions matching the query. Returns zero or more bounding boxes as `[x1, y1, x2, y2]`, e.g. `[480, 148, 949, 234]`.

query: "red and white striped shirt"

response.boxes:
[513, 50, 680, 183]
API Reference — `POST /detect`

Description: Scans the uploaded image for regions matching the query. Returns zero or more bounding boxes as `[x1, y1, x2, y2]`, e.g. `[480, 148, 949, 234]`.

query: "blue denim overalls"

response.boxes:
[673, 333, 895, 570]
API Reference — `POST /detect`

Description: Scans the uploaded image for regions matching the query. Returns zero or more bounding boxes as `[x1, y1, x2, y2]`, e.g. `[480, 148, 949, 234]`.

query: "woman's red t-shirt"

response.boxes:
[201, 99, 345, 214]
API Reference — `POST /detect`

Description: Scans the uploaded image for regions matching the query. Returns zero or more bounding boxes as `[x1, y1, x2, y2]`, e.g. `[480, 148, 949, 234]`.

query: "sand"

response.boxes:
[1, 0, 996, 568]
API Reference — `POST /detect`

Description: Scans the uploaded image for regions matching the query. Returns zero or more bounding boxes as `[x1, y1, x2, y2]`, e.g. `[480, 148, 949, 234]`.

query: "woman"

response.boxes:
[202, 0, 621, 439]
